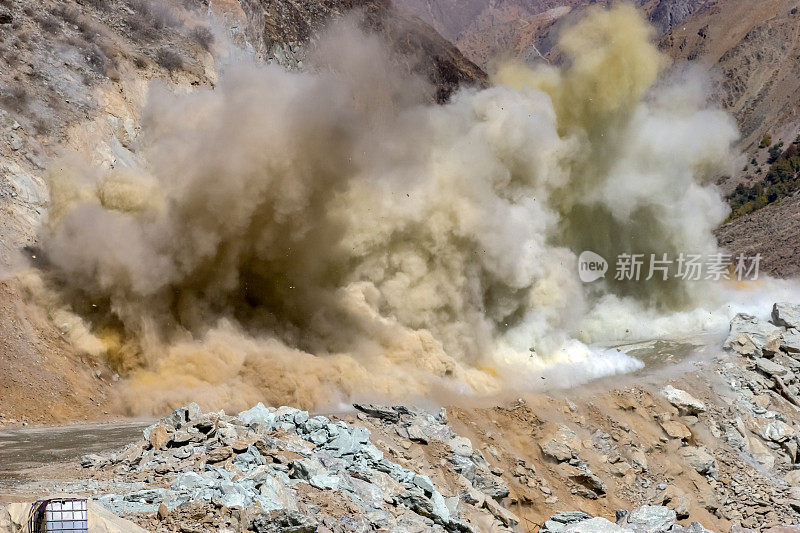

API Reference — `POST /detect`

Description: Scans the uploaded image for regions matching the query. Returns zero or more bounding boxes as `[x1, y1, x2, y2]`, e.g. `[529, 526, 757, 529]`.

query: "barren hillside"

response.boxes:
[0, 0, 484, 425]
[6, 1, 800, 532]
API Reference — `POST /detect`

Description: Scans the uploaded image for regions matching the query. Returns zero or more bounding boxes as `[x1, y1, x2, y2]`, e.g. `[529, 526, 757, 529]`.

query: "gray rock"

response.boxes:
[449, 436, 472, 457]
[308, 474, 339, 490]
[216, 426, 238, 446]
[252, 470, 297, 512]
[325, 426, 370, 457]
[661, 386, 706, 415]
[569, 464, 607, 494]
[237, 402, 276, 428]
[749, 417, 795, 442]
[540, 427, 578, 462]
[81, 453, 107, 468]
[725, 314, 782, 356]
[169, 403, 202, 428]
[430, 490, 450, 523]
[754, 357, 789, 377]
[677, 446, 717, 478]
[212, 481, 251, 508]
[170, 430, 192, 446]
[773, 302, 800, 329]
[483, 497, 518, 527]
[781, 329, 800, 353]
[123, 488, 167, 504]
[620, 505, 676, 532]
[353, 404, 400, 423]
[7, 132, 22, 151]
[406, 424, 429, 444]
[250, 510, 318, 533]
[399, 487, 438, 521]
[541, 511, 593, 532]
[412, 474, 435, 494]
[171, 471, 211, 491]
[234, 445, 266, 472]
[564, 517, 631, 532]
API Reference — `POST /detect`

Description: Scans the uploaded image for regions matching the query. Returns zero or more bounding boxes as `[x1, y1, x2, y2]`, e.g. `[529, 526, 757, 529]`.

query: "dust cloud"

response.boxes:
[37, 5, 741, 414]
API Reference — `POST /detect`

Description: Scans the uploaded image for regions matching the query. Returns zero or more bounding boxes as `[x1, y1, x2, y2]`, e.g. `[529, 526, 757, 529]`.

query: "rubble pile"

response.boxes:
[539, 506, 713, 532]
[29, 300, 800, 532]
[81, 402, 517, 532]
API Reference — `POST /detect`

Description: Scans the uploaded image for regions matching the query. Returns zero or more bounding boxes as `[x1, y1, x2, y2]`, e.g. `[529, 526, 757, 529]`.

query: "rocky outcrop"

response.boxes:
[238, 0, 487, 102]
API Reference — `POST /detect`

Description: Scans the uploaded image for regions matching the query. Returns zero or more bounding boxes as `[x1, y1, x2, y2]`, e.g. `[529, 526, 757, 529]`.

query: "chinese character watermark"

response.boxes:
[578, 251, 761, 283]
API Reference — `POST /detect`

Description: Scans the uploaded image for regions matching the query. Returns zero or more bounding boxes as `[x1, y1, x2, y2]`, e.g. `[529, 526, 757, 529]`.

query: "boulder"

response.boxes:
[81, 453, 108, 468]
[483, 497, 518, 527]
[169, 403, 202, 428]
[772, 303, 800, 329]
[747, 417, 796, 443]
[564, 517, 631, 532]
[207, 446, 233, 463]
[353, 404, 400, 423]
[619, 505, 676, 532]
[541, 511, 593, 532]
[660, 485, 690, 519]
[449, 435, 473, 457]
[754, 357, 789, 378]
[170, 430, 192, 447]
[781, 330, 800, 354]
[212, 481, 251, 508]
[250, 510, 318, 533]
[677, 446, 717, 478]
[237, 403, 276, 428]
[540, 426, 580, 462]
[661, 386, 706, 415]
[148, 425, 171, 450]
[660, 419, 691, 440]
[325, 425, 370, 457]
[725, 314, 782, 356]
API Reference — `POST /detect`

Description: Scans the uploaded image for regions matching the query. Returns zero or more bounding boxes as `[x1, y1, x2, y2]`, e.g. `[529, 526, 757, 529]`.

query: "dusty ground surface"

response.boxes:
[3, 321, 800, 531]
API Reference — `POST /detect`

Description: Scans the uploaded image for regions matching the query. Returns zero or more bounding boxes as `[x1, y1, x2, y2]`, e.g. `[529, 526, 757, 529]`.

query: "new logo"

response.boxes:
[578, 250, 607, 283]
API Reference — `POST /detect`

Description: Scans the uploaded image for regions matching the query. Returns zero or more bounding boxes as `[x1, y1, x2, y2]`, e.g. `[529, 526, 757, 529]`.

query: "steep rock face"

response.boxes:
[644, 0, 712, 35]
[659, 0, 800, 150]
[391, 0, 711, 69]
[238, 0, 487, 102]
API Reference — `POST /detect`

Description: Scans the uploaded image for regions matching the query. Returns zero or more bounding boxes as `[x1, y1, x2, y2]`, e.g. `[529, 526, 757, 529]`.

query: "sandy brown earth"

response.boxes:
[3, 336, 800, 531]
[716, 194, 800, 278]
[0, 279, 116, 425]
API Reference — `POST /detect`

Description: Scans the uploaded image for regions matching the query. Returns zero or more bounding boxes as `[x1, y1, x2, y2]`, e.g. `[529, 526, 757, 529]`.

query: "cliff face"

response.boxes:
[391, 0, 712, 70]
[239, 0, 487, 102]
[659, 0, 800, 151]
[0, 0, 486, 425]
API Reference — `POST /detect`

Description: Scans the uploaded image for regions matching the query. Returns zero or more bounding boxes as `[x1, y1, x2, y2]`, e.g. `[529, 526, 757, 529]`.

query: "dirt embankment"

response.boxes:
[5, 322, 800, 531]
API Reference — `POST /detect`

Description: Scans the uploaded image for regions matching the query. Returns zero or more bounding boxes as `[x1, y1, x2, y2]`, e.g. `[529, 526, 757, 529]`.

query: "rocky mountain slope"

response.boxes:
[0, 0, 485, 425]
[391, 0, 713, 69]
[392, 0, 800, 277]
[6, 303, 800, 530]
[239, 0, 487, 102]
[660, 0, 800, 160]
[6, 1, 800, 531]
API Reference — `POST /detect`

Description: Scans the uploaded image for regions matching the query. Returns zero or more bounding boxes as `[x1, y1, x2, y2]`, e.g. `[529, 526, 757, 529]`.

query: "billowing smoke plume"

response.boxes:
[38, 5, 739, 414]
